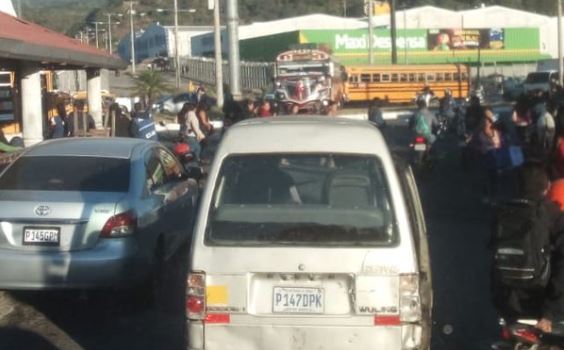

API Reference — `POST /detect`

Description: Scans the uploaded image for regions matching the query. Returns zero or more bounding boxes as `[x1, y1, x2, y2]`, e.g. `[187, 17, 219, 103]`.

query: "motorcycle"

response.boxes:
[410, 135, 432, 172]
[172, 136, 203, 181]
[493, 319, 564, 350]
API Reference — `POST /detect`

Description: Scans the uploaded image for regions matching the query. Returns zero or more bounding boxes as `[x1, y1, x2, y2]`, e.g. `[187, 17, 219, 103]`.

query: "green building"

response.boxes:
[240, 27, 548, 65]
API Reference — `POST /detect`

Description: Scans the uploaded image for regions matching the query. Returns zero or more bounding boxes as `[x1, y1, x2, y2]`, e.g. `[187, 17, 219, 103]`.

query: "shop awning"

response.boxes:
[0, 11, 126, 70]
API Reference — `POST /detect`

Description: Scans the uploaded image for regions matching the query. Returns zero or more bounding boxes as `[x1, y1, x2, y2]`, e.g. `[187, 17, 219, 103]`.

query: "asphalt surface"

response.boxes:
[0, 114, 501, 350]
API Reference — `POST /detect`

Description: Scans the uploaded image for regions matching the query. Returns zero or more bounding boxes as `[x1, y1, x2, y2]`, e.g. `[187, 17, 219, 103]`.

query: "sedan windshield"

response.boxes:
[0, 156, 130, 192]
[206, 154, 397, 247]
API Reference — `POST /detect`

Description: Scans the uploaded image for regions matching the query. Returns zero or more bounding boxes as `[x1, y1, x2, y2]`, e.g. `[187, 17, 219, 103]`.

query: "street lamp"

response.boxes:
[155, 6, 197, 89]
[125, 1, 140, 74]
[105, 13, 123, 55]
[90, 21, 105, 48]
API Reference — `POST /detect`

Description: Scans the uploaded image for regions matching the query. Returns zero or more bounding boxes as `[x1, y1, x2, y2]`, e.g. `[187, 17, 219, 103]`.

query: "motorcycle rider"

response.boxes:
[411, 96, 439, 145]
[439, 89, 456, 122]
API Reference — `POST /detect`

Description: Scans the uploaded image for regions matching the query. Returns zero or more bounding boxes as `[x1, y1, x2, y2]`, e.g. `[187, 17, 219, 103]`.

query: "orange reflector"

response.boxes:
[374, 315, 401, 326]
[205, 313, 230, 324]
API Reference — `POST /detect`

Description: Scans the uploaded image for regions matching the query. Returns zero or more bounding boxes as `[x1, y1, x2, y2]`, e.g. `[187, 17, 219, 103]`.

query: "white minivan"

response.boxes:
[523, 70, 559, 93]
[187, 117, 432, 350]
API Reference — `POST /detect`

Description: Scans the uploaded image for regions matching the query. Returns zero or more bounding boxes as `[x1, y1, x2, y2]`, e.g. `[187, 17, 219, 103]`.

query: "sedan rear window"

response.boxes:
[0, 156, 130, 192]
[206, 154, 398, 247]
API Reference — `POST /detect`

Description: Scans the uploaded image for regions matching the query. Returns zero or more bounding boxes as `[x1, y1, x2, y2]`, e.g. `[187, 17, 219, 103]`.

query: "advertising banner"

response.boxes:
[428, 28, 505, 51]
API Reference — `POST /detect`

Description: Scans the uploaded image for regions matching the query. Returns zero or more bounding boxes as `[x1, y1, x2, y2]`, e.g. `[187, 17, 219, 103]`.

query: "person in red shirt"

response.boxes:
[258, 100, 273, 118]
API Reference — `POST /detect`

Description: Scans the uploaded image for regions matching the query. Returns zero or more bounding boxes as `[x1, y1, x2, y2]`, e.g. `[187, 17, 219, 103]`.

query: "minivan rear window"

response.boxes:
[206, 154, 398, 247]
[0, 156, 130, 192]
[525, 72, 550, 84]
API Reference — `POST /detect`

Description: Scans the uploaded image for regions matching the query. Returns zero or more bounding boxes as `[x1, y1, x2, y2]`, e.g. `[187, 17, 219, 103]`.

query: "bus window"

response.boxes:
[436, 73, 444, 82]
[409, 73, 416, 82]
[373, 73, 381, 83]
[381, 74, 391, 82]
[418, 73, 425, 82]
[426, 73, 435, 82]
[400, 73, 408, 82]
[391, 74, 399, 82]
[461, 72, 468, 81]
[454, 73, 461, 81]
[349, 75, 359, 83]
[361, 74, 371, 83]
[445, 73, 453, 81]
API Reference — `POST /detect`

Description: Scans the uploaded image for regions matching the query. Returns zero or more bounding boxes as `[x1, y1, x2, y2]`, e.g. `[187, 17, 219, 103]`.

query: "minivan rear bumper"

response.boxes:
[0, 238, 150, 290]
[187, 322, 422, 350]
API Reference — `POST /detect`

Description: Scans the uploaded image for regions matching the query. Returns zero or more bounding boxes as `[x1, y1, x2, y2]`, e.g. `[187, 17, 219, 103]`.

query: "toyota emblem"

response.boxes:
[34, 205, 51, 217]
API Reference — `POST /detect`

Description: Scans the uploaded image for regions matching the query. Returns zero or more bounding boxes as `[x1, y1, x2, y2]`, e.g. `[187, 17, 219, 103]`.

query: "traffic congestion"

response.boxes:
[3, 1, 564, 350]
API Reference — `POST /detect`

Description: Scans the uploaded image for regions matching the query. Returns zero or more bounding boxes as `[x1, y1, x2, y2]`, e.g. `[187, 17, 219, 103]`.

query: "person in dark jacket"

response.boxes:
[130, 103, 158, 141]
[368, 98, 386, 128]
[497, 163, 564, 332]
[539, 176, 564, 333]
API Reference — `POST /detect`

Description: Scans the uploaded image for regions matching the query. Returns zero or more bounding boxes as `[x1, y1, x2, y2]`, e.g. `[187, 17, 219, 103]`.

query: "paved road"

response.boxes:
[0, 114, 501, 350]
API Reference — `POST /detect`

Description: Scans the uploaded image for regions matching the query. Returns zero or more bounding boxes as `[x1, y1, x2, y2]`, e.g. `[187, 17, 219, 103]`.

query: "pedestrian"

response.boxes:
[325, 101, 338, 117]
[289, 104, 300, 116]
[368, 97, 386, 128]
[177, 103, 190, 136]
[257, 100, 273, 118]
[49, 103, 66, 139]
[529, 90, 556, 162]
[196, 102, 213, 135]
[539, 179, 564, 333]
[477, 107, 503, 200]
[491, 162, 564, 327]
[465, 95, 485, 136]
[180, 102, 205, 162]
[111, 104, 131, 138]
[243, 98, 257, 119]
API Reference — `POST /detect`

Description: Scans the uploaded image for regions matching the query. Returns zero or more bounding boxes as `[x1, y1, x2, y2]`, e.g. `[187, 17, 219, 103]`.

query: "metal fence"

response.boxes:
[179, 57, 275, 92]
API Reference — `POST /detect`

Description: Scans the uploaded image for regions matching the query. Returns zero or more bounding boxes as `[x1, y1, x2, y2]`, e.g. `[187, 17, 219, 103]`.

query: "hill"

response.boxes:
[19, 0, 558, 37]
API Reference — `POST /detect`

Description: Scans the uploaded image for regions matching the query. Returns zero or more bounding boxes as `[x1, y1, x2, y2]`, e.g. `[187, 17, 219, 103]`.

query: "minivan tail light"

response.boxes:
[399, 274, 421, 323]
[186, 272, 206, 320]
[101, 211, 137, 238]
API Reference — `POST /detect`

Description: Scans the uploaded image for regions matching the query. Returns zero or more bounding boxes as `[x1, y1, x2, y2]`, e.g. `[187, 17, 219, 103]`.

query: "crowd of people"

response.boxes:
[457, 88, 564, 336]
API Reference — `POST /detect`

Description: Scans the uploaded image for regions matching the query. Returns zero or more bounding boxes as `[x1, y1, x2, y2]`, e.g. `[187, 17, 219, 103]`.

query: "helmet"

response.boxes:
[548, 179, 564, 211]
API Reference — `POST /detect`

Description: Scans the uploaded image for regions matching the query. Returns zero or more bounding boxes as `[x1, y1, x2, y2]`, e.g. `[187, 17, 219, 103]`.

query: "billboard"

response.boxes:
[428, 28, 505, 51]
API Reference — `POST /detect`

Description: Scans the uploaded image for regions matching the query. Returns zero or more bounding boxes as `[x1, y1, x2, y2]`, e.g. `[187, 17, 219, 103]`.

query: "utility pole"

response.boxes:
[558, 0, 563, 85]
[174, 0, 181, 89]
[343, 0, 347, 17]
[226, 0, 242, 101]
[94, 22, 100, 49]
[368, 0, 374, 64]
[15, 0, 22, 18]
[390, 0, 398, 64]
[213, 0, 224, 108]
[107, 14, 113, 54]
[129, 2, 136, 74]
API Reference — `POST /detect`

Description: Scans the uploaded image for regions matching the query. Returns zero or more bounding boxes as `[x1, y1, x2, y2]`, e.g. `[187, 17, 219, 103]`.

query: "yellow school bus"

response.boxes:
[344, 64, 470, 104]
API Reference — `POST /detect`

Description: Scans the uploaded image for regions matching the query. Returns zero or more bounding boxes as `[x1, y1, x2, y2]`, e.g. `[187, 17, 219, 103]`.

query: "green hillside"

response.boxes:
[19, 0, 558, 37]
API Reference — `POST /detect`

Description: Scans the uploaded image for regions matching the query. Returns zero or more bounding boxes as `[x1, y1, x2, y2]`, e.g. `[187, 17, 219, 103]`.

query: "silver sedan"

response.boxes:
[0, 137, 198, 290]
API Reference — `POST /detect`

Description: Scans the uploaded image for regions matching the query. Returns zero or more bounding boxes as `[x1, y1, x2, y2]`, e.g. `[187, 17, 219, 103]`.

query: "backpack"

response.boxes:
[492, 199, 551, 290]
[414, 112, 431, 139]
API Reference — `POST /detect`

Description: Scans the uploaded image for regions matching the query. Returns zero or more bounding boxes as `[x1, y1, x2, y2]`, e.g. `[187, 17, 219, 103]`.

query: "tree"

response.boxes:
[129, 70, 174, 109]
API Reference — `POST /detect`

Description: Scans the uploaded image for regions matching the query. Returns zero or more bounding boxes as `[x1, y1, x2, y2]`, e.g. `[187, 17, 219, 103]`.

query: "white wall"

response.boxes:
[0, 0, 16, 16]
[165, 26, 215, 58]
